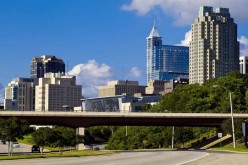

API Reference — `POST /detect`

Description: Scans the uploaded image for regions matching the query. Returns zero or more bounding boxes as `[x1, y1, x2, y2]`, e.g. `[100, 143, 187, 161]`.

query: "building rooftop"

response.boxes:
[147, 26, 161, 38]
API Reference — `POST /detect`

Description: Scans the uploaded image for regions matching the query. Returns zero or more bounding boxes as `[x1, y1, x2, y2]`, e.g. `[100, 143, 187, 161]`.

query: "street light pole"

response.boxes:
[171, 126, 174, 149]
[229, 91, 236, 148]
[213, 85, 236, 148]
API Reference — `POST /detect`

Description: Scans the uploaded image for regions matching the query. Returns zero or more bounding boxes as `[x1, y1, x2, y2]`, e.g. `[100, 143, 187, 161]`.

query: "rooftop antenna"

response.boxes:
[153, 19, 156, 27]
[219, 0, 222, 7]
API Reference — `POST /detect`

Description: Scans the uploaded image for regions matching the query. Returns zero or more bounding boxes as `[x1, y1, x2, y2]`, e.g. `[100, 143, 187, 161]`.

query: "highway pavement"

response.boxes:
[0, 150, 208, 165]
[0, 148, 248, 165]
[184, 150, 248, 165]
[0, 142, 32, 154]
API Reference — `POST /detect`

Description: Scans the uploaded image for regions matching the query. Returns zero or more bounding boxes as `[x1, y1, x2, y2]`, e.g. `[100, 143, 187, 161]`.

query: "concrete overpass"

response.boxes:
[1, 111, 248, 128]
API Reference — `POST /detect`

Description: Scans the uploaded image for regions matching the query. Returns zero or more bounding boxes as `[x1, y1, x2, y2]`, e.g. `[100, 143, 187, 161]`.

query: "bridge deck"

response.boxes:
[1, 111, 248, 127]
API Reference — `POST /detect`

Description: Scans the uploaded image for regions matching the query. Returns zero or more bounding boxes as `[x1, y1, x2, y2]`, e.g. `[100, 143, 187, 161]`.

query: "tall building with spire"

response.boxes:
[189, 6, 239, 84]
[146, 26, 163, 83]
[146, 25, 189, 84]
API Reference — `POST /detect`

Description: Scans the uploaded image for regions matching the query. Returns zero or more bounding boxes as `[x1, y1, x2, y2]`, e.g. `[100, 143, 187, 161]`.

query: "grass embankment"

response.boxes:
[210, 143, 248, 153]
[0, 150, 114, 160]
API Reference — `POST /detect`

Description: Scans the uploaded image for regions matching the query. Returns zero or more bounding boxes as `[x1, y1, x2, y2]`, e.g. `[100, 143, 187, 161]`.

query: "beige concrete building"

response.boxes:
[98, 80, 146, 97]
[240, 56, 248, 75]
[35, 73, 82, 111]
[4, 78, 37, 111]
[164, 77, 189, 94]
[189, 6, 239, 84]
[145, 80, 166, 95]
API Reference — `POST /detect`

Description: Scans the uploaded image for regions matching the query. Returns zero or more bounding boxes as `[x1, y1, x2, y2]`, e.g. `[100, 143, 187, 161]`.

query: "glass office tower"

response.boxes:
[146, 26, 189, 83]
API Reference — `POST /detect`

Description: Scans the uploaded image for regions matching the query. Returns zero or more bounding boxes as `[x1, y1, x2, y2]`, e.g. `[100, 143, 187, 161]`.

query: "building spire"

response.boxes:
[148, 23, 161, 38]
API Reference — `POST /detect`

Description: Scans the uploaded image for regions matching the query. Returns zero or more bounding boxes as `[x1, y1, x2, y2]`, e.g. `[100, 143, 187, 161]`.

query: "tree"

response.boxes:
[0, 117, 32, 155]
[32, 127, 57, 154]
[32, 126, 84, 155]
[53, 126, 84, 154]
[85, 126, 112, 145]
[174, 128, 195, 148]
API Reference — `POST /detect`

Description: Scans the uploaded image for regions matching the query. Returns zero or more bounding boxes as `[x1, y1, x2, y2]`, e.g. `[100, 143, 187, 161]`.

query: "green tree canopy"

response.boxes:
[32, 127, 57, 154]
[0, 117, 32, 155]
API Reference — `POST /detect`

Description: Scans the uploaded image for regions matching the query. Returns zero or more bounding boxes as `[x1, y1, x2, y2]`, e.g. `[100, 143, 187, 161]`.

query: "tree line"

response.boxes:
[0, 117, 83, 155]
[105, 71, 248, 149]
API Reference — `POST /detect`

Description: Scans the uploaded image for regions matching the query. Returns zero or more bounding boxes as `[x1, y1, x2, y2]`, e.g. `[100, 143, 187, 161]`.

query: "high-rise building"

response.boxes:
[146, 26, 189, 84]
[240, 56, 248, 75]
[189, 6, 239, 84]
[4, 78, 37, 111]
[35, 73, 82, 111]
[98, 80, 146, 97]
[30, 55, 65, 78]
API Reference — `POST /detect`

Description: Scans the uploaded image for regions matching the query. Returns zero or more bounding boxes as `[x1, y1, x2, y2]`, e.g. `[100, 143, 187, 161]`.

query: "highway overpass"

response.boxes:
[1, 111, 248, 128]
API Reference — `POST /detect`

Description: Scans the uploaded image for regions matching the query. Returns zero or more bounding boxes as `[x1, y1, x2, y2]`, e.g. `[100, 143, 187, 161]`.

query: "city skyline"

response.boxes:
[1, 0, 248, 101]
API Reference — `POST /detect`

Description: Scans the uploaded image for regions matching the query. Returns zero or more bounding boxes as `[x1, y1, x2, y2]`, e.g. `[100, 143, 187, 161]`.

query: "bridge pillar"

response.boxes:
[76, 127, 85, 150]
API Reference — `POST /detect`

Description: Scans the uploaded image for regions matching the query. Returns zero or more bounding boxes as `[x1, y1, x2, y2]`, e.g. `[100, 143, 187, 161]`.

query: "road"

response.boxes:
[0, 150, 207, 165]
[0, 149, 248, 165]
[0, 142, 32, 154]
[184, 151, 248, 165]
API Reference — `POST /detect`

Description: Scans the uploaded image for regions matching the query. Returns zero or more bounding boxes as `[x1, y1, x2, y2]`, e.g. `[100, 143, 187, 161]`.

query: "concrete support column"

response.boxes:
[76, 127, 85, 150]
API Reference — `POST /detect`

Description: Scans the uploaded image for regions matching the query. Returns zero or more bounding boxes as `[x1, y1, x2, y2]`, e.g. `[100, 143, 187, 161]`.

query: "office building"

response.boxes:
[4, 78, 37, 111]
[146, 25, 189, 83]
[146, 80, 166, 95]
[35, 73, 82, 111]
[81, 95, 160, 112]
[240, 56, 248, 75]
[98, 80, 146, 97]
[189, 6, 239, 84]
[30, 55, 65, 78]
[164, 77, 189, 94]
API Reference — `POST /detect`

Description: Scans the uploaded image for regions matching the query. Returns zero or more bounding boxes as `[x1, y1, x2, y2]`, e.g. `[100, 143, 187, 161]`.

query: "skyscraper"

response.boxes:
[146, 25, 163, 83]
[189, 6, 239, 84]
[146, 26, 189, 84]
[30, 55, 65, 78]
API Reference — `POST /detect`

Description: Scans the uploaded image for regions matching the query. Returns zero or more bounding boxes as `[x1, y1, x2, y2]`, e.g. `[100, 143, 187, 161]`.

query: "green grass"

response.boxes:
[210, 142, 248, 153]
[17, 135, 74, 152]
[0, 150, 114, 160]
[210, 146, 248, 152]
[18, 135, 33, 145]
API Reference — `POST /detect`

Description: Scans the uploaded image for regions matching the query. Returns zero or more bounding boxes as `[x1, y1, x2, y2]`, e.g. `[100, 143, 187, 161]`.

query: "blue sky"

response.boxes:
[1, 0, 248, 100]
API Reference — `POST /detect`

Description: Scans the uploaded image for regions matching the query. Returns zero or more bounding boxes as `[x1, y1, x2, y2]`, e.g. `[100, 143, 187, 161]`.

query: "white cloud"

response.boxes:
[238, 36, 248, 57]
[177, 30, 191, 46]
[128, 67, 143, 79]
[68, 61, 146, 97]
[68, 60, 112, 98]
[122, 0, 248, 26]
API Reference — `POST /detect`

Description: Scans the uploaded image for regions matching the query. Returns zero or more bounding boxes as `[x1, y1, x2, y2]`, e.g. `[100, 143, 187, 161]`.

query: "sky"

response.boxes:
[0, 0, 248, 101]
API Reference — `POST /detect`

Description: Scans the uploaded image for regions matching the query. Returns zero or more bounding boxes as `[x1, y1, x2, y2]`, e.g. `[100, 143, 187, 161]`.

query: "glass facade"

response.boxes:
[30, 55, 65, 78]
[146, 26, 189, 83]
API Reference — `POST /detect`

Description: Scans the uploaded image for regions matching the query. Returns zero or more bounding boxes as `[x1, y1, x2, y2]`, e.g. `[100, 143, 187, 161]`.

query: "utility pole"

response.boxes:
[171, 126, 174, 149]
